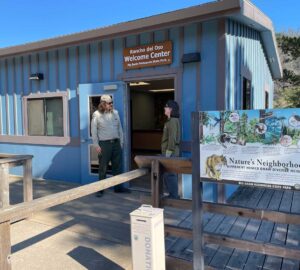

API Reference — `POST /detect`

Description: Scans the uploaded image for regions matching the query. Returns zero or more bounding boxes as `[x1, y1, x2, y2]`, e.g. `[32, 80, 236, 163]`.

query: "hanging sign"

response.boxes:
[199, 108, 300, 190]
[123, 41, 172, 70]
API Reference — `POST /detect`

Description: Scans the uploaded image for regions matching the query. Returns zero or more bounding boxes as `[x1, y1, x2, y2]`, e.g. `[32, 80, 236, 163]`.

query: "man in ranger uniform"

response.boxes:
[91, 94, 130, 197]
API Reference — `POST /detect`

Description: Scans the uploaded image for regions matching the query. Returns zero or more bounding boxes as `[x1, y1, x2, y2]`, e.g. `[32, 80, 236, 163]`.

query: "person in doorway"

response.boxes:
[161, 100, 181, 199]
[91, 94, 130, 197]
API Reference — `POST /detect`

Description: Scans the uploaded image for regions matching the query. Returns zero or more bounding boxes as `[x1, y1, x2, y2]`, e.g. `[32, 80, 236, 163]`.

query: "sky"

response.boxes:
[0, 0, 299, 48]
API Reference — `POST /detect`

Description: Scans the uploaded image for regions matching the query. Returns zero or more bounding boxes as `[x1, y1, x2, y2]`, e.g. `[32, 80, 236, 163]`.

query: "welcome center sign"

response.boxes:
[199, 108, 300, 190]
[123, 41, 172, 70]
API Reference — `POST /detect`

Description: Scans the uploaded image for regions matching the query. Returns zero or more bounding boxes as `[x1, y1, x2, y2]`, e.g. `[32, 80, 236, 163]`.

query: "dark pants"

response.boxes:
[161, 153, 179, 199]
[163, 172, 179, 199]
[98, 139, 123, 191]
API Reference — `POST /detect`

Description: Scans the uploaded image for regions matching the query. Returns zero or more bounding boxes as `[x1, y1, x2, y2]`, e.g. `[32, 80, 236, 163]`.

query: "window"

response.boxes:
[27, 97, 63, 136]
[265, 90, 269, 109]
[23, 92, 68, 138]
[242, 77, 252, 110]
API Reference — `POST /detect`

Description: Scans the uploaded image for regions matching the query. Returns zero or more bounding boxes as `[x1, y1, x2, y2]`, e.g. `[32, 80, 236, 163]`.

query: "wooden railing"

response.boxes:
[134, 155, 300, 270]
[0, 154, 33, 208]
[0, 168, 148, 270]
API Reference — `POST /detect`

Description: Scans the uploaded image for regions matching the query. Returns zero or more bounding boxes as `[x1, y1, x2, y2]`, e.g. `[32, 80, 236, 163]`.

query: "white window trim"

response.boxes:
[22, 92, 69, 145]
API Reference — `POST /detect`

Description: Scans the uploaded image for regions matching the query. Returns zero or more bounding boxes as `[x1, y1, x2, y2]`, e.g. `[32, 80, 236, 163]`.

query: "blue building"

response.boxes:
[0, 0, 281, 200]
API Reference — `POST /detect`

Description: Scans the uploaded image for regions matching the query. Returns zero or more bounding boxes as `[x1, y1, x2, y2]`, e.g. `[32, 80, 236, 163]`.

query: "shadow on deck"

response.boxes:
[9, 179, 300, 269]
[9, 179, 186, 270]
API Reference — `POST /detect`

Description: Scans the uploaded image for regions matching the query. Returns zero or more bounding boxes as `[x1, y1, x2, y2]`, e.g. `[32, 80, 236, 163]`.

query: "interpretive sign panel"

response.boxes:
[200, 108, 300, 190]
[123, 41, 172, 70]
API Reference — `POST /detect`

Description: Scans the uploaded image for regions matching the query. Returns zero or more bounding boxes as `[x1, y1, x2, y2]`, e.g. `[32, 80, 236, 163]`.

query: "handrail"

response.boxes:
[134, 155, 192, 174]
[0, 167, 149, 269]
[135, 155, 300, 269]
[0, 168, 148, 224]
[0, 154, 33, 209]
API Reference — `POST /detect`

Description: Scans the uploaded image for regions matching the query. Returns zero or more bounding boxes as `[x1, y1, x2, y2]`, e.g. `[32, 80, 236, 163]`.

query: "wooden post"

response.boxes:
[217, 183, 225, 203]
[23, 158, 33, 202]
[0, 221, 11, 270]
[0, 164, 10, 208]
[151, 160, 162, 208]
[192, 112, 204, 270]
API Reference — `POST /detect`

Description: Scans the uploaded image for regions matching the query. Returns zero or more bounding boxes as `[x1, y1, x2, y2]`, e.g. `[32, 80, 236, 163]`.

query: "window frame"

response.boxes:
[22, 92, 69, 145]
[241, 66, 253, 110]
[242, 77, 252, 110]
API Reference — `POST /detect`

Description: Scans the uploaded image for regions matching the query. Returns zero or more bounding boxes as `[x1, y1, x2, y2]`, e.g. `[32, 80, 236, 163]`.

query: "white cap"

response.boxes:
[100, 95, 112, 103]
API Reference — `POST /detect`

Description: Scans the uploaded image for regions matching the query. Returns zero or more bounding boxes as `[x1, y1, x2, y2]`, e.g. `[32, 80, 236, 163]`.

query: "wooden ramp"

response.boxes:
[9, 179, 187, 270]
[8, 179, 300, 269]
[166, 186, 300, 270]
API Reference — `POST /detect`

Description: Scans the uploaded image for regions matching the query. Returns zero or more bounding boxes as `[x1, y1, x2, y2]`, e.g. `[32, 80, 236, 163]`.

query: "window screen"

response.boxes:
[27, 97, 63, 136]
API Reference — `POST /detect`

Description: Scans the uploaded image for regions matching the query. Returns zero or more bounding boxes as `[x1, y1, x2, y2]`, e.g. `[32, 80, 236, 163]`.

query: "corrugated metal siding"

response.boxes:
[225, 19, 274, 110]
[0, 23, 212, 183]
[0, 24, 210, 138]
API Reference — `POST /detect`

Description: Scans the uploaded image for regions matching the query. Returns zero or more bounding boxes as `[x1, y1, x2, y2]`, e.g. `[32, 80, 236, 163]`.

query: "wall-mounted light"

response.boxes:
[129, 81, 150, 86]
[29, 73, 44, 80]
[182, 52, 201, 63]
[149, 88, 174, 93]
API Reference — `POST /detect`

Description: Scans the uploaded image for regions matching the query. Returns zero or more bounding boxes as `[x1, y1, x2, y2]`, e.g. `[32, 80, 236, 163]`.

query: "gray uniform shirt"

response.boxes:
[91, 109, 123, 147]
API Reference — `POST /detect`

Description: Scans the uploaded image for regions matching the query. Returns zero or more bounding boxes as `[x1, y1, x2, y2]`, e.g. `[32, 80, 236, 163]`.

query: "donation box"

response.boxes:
[130, 205, 165, 270]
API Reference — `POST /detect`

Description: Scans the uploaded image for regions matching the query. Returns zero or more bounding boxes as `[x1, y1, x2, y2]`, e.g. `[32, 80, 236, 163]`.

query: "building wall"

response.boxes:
[0, 19, 275, 201]
[223, 19, 274, 198]
[0, 21, 218, 183]
[225, 19, 274, 110]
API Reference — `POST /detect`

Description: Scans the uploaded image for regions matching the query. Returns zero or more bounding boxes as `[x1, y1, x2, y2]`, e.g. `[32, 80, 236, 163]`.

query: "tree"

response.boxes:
[275, 34, 300, 108]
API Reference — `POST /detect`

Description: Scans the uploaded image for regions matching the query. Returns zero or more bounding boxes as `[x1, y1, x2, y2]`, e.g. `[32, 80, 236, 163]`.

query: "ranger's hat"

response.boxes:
[100, 95, 112, 103]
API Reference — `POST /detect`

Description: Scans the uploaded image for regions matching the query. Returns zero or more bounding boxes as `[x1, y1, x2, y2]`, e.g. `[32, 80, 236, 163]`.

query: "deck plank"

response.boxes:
[281, 258, 300, 270]
[243, 252, 265, 270]
[256, 189, 274, 209]
[203, 214, 226, 233]
[286, 224, 300, 248]
[291, 191, 300, 214]
[207, 213, 237, 269]
[256, 220, 274, 243]
[241, 219, 261, 241]
[270, 223, 288, 245]
[268, 190, 284, 211]
[209, 246, 234, 269]
[279, 190, 293, 212]
[228, 216, 249, 238]
[262, 255, 282, 270]
[226, 249, 249, 270]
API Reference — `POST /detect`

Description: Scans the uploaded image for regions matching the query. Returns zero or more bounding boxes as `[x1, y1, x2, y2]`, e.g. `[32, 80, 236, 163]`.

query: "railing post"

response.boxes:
[192, 112, 204, 270]
[23, 158, 33, 203]
[217, 183, 225, 203]
[0, 164, 10, 208]
[0, 221, 12, 270]
[151, 160, 163, 208]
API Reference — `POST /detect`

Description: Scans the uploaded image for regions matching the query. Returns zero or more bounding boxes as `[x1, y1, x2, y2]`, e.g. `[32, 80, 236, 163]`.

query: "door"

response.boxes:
[79, 82, 129, 184]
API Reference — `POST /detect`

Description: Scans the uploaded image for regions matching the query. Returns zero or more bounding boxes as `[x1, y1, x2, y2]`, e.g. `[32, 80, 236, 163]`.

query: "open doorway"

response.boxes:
[129, 78, 175, 190]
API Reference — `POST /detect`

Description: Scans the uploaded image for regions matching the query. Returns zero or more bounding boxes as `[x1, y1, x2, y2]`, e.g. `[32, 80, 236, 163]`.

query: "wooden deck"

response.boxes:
[167, 186, 300, 270]
[8, 178, 187, 269]
[8, 179, 300, 269]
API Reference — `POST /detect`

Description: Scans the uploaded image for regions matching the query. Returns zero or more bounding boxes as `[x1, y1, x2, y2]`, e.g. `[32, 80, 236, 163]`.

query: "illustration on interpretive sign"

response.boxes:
[199, 109, 300, 189]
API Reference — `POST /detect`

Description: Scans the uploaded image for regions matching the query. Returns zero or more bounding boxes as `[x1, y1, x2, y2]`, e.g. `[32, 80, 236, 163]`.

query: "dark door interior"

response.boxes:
[129, 78, 175, 190]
